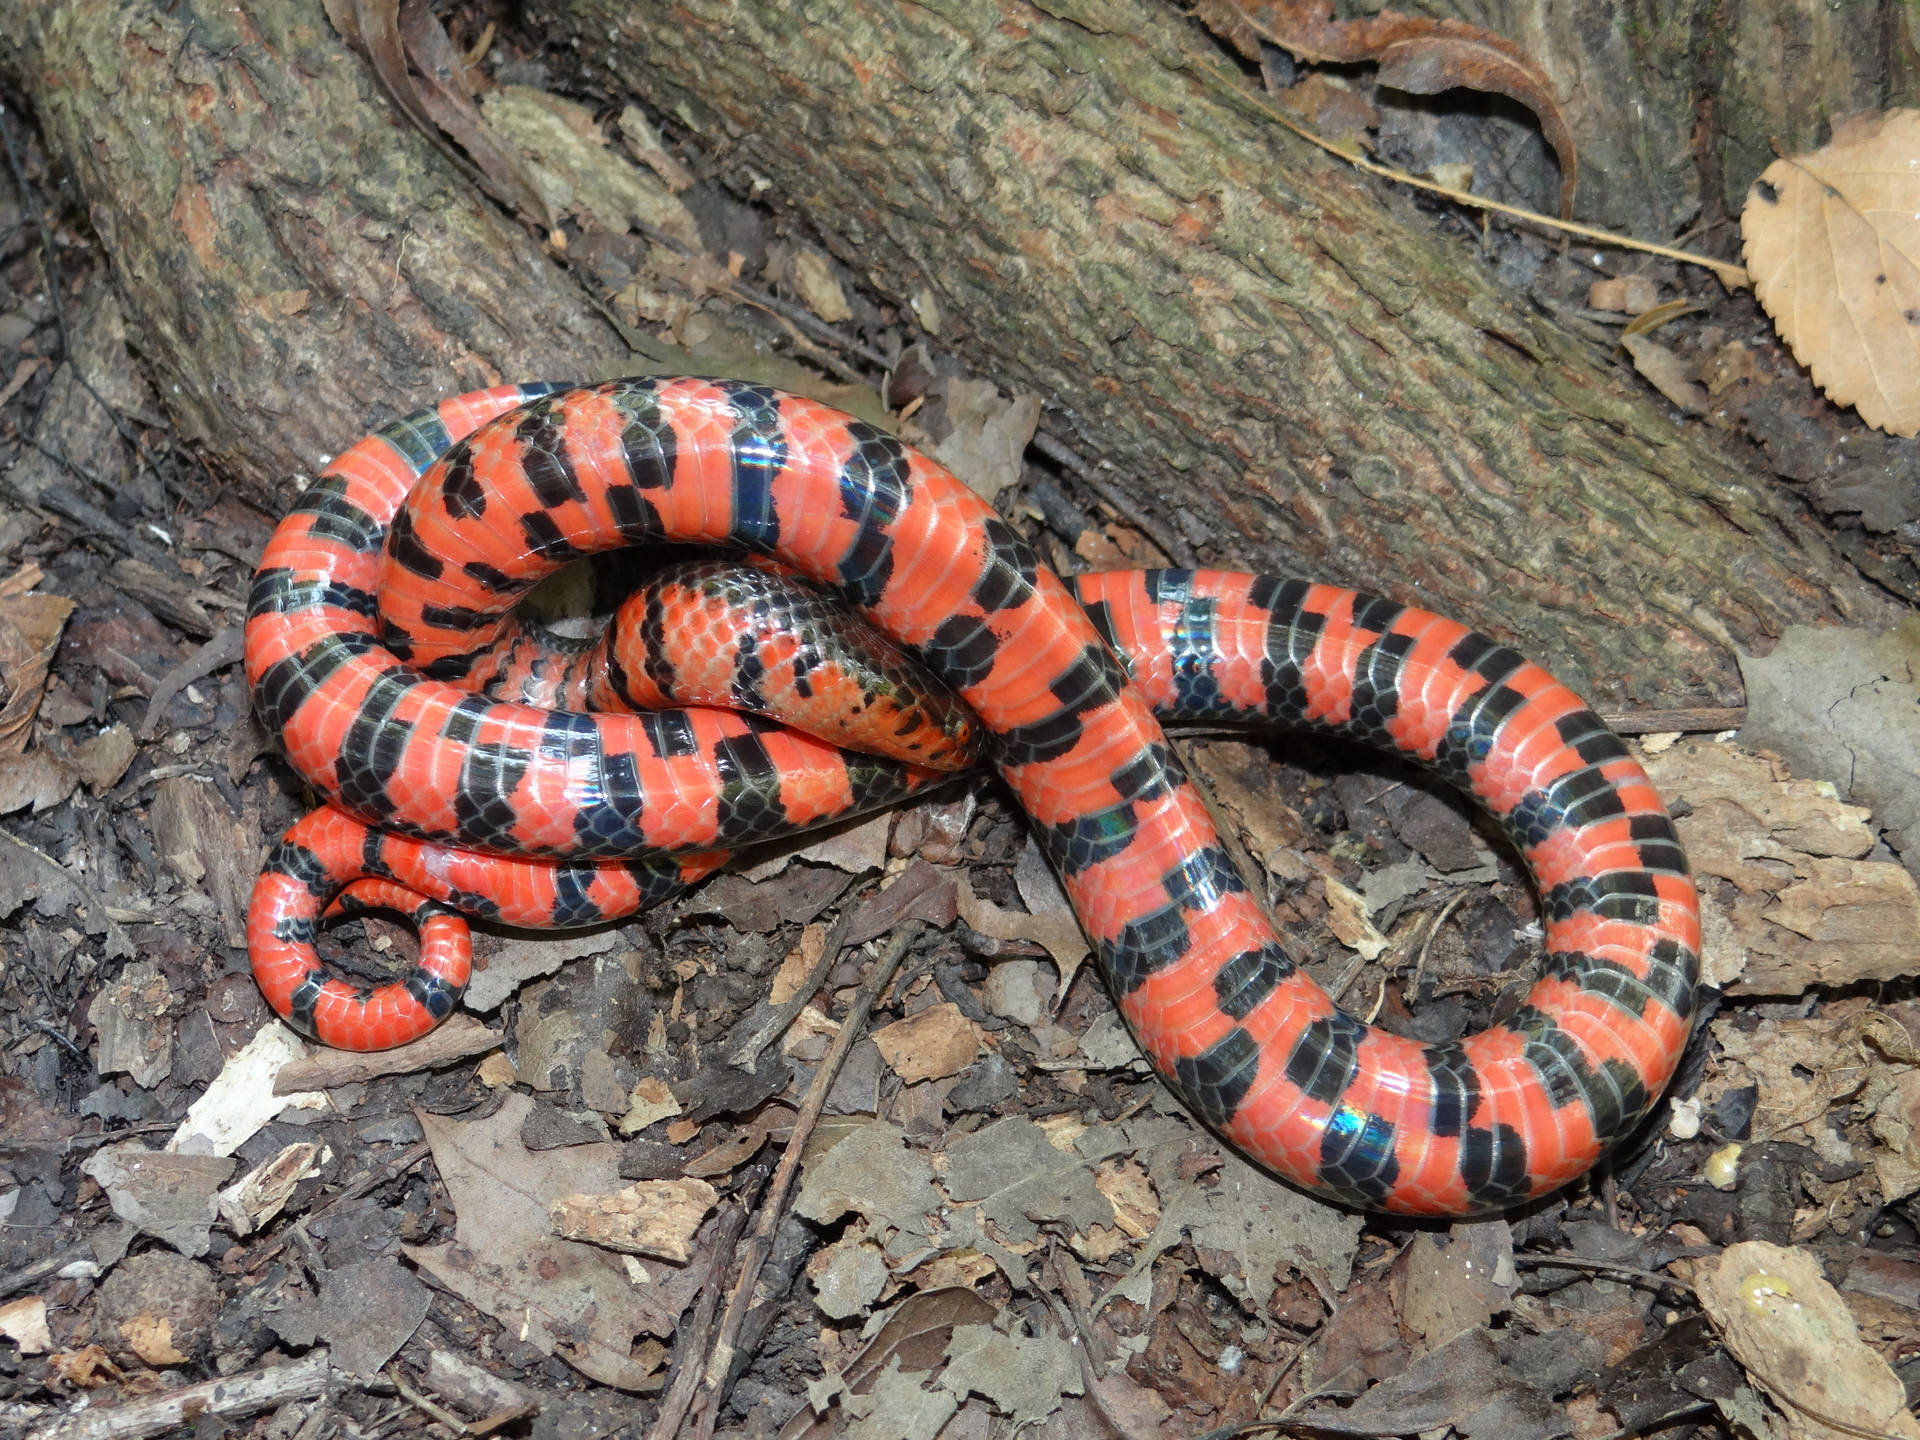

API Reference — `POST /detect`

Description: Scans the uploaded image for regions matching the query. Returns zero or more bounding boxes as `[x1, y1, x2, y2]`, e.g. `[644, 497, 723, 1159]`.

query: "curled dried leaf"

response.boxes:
[1204, 0, 1577, 217]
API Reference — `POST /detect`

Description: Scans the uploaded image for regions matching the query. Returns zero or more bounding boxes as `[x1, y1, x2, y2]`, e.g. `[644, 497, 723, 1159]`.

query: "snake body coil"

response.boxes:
[247, 377, 1700, 1216]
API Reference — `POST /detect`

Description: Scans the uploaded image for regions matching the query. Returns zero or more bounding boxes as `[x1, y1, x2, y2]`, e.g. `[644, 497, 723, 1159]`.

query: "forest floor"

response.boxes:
[3, 26, 1920, 1440]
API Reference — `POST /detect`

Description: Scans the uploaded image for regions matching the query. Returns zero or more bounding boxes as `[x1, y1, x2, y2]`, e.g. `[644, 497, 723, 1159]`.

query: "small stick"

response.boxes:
[642, 1201, 751, 1440]
[1597, 705, 1745, 736]
[685, 921, 921, 1440]
[32, 1349, 335, 1440]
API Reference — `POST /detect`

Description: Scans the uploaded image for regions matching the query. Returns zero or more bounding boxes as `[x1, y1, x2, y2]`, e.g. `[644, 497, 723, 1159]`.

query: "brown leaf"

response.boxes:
[0, 592, 73, 753]
[1621, 333, 1710, 415]
[870, 1002, 980, 1084]
[1213, 0, 1578, 217]
[1742, 108, 1920, 435]
[1697, 1241, 1920, 1440]
[0, 751, 75, 815]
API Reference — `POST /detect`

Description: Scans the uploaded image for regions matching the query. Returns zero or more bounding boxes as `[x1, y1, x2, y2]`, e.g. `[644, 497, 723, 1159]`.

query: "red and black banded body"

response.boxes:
[246, 377, 1700, 1215]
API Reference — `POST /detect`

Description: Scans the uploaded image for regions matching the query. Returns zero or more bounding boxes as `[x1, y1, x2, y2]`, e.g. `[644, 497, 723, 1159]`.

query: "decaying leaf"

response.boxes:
[786, 1288, 997, 1440]
[406, 1093, 708, 1391]
[322, 0, 557, 237]
[1642, 737, 1920, 993]
[870, 1002, 980, 1084]
[1696, 1242, 1920, 1440]
[1199, 0, 1577, 216]
[1742, 109, 1920, 436]
[0, 591, 73, 753]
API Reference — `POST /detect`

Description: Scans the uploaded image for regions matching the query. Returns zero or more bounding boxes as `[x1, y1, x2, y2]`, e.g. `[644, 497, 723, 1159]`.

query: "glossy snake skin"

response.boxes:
[246, 377, 1700, 1215]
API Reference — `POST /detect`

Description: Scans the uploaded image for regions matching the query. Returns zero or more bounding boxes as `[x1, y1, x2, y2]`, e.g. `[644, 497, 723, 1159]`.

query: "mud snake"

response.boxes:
[245, 377, 1701, 1216]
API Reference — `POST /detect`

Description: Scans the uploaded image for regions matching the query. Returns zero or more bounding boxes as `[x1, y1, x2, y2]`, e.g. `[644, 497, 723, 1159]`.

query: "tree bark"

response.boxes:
[8, 0, 1900, 710]
[12, 0, 629, 487]
[529, 0, 1896, 706]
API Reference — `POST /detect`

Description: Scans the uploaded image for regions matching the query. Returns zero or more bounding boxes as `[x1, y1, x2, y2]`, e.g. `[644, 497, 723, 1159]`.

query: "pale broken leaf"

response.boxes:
[939, 1117, 1123, 1248]
[0, 1296, 50, 1355]
[1696, 1241, 1920, 1440]
[786, 1288, 997, 1440]
[80, 1144, 235, 1257]
[808, 1231, 891, 1320]
[1742, 108, 1920, 435]
[1644, 737, 1920, 994]
[619, 1075, 682, 1135]
[550, 1177, 717, 1262]
[1323, 875, 1389, 960]
[871, 1002, 980, 1084]
[939, 1321, 1083, 1430]
[1738, 620, 1920, 881]
[928, 378, 1042, 506]
[795, 1120, 938, 1257]
[172, 1024, 327, 1156]
[1109, 1113, 1361, 1304]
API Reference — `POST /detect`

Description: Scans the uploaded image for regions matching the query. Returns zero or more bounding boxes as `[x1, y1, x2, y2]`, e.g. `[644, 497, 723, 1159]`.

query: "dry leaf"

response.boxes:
[871, 1002, 980, 1084]
[550, 1177, 718, 1262]
[1589, 275, 1658, 314]
[1621, 334, 1709, 414]
[1323, 875, 1389, 960]
[1204, 0, 1577, 216]
[0, 592, 73, 753]
[323, 0, 557, 237]
[0, 1297, 50, 1356]
[1742, 108, 1920, 436]
[1696, 1241, 1920, 1440]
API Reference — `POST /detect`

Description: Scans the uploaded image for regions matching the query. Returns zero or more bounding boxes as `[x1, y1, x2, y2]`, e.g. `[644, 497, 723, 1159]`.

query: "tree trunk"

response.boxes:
[9, 0, 1899, 709]
[524, 0, 1897, 707]
[11, 0, 629, 487]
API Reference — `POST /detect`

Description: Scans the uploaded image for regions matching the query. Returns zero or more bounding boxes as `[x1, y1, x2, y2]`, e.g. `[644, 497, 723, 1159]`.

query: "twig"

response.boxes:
[1030, 428, 1198, 569]
[683, 921, 922, 1440]
[137, 625, 245, 739]
[727, 906, 858, 1071]
[0, 1241, 97, 1300]
[1042, 1249, 1145, 1440]
[247, 1140, 433, 1269]
[30, 1348, 335, 1440]
[642, 1200, 751, 1440]
[1598, 705, 1745, 736]
[1511, 1252, 1695, 1293]
[385, 1362, 472, 1434]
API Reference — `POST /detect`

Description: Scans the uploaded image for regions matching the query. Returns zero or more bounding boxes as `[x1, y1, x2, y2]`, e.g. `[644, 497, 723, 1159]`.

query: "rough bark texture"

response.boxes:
[5, 0, 1901, 710]
[12, 0, 629, 488]
[540, 0, 1891, 706]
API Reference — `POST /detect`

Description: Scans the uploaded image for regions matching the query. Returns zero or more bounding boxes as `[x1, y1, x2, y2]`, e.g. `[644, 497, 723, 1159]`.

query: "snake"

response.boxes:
[245, 376, 1700, 1216]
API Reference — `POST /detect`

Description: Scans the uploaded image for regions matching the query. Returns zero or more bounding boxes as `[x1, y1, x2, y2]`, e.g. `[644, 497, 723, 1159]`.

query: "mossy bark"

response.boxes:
[11, 0, 628, 489]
